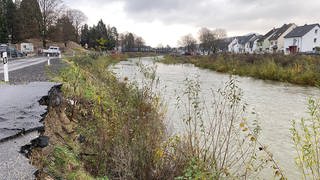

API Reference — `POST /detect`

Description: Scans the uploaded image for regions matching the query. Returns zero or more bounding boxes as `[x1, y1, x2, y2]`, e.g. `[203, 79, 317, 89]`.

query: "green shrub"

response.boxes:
[55, 56, 166, 179]
[291, 98, 320, 179]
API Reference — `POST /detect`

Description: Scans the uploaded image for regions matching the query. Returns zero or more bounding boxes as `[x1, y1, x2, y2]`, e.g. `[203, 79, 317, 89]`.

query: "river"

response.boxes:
[111, 57, 320, 179]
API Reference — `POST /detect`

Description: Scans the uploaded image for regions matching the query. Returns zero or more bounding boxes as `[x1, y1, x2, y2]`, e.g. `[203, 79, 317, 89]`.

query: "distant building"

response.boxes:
[20, 43, 34, 55]
[228, 34, 258, 53]
[268, 23, 296, 53]
[215, 38, 233, 53]
[284, 24, 320, 54]
[246, 35, 262, 54]
[257, 28, 278, 53]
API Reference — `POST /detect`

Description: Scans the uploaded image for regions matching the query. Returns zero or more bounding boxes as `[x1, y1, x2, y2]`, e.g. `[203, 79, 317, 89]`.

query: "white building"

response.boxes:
[20, 43, 34, 55]
[257, 28, 278, 53]
[228, 34, 258, 53]
[245, 35, 262, 54]
[228, 38, 242, 53]
[268, 23, 296, 53]
[284, 24, 320, 54]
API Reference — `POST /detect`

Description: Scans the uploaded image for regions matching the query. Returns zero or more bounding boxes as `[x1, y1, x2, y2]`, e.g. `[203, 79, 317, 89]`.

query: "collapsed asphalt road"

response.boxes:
[0, 57, 64, 179]
[0, 82, 56, 141]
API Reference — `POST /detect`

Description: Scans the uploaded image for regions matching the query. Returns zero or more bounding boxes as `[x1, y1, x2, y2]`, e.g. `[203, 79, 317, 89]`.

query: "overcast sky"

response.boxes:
[64, 0, 320, 47]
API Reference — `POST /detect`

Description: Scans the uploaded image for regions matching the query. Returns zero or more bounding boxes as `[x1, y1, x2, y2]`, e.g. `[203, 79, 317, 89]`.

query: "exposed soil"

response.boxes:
[28, 85, 80, 179]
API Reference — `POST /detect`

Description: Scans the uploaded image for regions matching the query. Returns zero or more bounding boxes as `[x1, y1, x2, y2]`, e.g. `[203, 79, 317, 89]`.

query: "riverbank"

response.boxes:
[30, 55, 291, 179]
[161, 54, 320, 86]
[30, 55, 168, 179]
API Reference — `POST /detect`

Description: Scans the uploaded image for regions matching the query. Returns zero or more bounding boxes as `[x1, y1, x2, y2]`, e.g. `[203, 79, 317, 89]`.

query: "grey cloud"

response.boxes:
[67, 0, 320, 35]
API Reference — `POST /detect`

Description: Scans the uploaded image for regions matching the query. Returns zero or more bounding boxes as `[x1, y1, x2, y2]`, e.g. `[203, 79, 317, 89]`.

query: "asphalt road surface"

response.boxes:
[0, 56, 64, 179]
[0, 56, 65, 83]
[0, 57, 48, 74]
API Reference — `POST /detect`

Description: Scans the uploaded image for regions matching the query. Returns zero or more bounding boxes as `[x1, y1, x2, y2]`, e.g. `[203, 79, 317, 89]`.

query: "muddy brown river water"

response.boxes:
[112, 57, 320, 179]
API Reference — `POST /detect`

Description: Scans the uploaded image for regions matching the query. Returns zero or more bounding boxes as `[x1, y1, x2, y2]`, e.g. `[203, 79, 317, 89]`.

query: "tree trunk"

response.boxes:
[42, 36, 46, 48]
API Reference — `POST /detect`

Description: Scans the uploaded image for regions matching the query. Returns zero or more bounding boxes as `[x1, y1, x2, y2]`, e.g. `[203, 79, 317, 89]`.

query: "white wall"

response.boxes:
[301, 26, 320, 52]
[270, 24, 296, 52]
[252, 39, 259, 53]
[284, 25, 320, 54]
[284, 37, 302, 54]
[278, 24, 297, 51]
[228, 39, 240, 53]
[244, 42, 250, 53]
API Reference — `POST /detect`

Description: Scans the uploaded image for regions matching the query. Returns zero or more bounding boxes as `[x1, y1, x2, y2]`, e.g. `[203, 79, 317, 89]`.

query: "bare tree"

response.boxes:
[199, 27, 216, 55]
[37, 0, 62, 47]
[213, 28, 227, 39]
[67, 9, 87, 42]
[135, 36, 145, 52]
[179, 34, 197, 53]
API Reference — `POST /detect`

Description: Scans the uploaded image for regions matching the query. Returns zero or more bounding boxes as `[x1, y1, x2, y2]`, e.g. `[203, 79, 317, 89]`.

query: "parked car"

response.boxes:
[0, 44, 24, 58]
[0, 44, 7, 55]
[9, 47, 24, 58]
[42, 46, 61, 57]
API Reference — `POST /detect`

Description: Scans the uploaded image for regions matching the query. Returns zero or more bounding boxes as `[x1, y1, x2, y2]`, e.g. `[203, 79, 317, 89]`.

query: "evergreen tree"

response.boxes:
[5, 0, 17, 42]
[96, 20, 107, 39]
[0, 2, 8, 43]
[83, 20, 119, 50]
[0, 0, 16, 43]
[80, 24, 89, 46]
[105, 26, 118, 50]
[18, 0, 42, 40]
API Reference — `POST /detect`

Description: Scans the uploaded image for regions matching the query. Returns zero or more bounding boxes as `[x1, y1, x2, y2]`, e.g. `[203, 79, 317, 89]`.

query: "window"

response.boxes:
[314, 38, 317, 43]
[293, 39, 298, 45]
[316, 29, 318, 34]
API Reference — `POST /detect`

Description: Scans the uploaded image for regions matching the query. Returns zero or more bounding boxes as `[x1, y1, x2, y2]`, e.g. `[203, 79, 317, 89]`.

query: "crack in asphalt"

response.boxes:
[0, 57, 64, 179]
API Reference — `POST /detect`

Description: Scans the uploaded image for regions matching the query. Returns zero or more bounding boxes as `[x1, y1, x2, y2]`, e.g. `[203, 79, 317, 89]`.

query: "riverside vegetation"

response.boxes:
[161, 54, 320, 86]
[31, 54, 320, 179]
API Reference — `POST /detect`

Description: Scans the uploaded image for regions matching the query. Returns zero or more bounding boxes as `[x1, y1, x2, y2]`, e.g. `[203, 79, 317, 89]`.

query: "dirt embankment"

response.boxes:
[27, 84, 79, 179]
